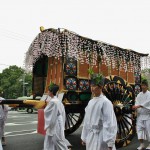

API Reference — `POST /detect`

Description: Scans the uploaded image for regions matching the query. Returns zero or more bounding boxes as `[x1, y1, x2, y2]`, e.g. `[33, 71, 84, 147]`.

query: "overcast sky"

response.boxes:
[0, 0, 150, 72]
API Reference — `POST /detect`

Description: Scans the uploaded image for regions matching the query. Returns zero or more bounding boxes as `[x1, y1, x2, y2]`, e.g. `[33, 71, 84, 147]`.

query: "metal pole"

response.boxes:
[23, 74, 25, 96]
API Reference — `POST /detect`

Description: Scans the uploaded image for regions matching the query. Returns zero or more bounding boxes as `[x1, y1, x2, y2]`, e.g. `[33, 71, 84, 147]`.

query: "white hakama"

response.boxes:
[81, 94, 117, 150]
[135, 90, 150, 141]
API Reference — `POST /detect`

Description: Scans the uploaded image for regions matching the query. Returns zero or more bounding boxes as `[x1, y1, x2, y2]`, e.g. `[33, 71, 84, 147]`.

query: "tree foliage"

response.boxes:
[141, 68, 150, 89]
[0, 65, 32, 99]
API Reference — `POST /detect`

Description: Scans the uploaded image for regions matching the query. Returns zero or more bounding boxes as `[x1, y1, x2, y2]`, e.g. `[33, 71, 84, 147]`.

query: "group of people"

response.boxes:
[0, 95, 9, 150]
[43, 73, 150, 150]
[43, 74, 117, 150]
[0, 74, 150, 150]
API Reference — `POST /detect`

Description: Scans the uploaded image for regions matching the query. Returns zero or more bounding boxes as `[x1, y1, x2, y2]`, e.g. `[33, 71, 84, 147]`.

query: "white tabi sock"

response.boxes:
[146, 144, 150, 149]
[137, 143, 145, 150]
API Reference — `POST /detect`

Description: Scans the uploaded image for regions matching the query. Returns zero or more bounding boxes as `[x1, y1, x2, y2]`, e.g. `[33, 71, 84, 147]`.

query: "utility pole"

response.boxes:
[19, 73, 28, 96]
[23, 74, 25, 96]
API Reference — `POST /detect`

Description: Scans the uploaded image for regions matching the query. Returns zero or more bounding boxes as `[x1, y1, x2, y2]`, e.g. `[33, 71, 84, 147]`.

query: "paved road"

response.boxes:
[3, 111, 85, 150]
[3, 111, 148, 150]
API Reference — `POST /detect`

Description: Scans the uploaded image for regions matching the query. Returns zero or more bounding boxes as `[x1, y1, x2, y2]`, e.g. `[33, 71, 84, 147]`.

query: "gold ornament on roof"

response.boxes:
[40, 26, 45, 32]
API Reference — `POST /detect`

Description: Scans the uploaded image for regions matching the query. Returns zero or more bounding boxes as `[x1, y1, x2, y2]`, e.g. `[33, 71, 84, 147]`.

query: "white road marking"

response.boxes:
[5, 111, 39, 137]
[5, 130, 37, 137]
[6, 121, 37, 126]
[7, 116, 30, 118]
[5, 129, 36, 135]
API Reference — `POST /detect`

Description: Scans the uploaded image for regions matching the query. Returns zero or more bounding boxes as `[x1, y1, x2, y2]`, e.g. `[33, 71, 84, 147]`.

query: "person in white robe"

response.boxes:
[44, 83, 71, 150]
[0, 97, 5, 150]
[0, 97, 9, 146]
[132, 80, 150, 150]
[81, 73, 117, 150]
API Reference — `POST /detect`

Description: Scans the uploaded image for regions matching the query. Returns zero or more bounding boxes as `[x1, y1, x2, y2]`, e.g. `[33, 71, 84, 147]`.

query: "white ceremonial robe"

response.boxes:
[0, 140, 3, 150]
[0, 104, 5, 139]
[0, 105, 4, 150]
[135, 90, 150, 141]
[44, 96, 71, 150]
[0, 97, 9, 138]
[0, 109, 4, 150]
[81, 94, 117, 150]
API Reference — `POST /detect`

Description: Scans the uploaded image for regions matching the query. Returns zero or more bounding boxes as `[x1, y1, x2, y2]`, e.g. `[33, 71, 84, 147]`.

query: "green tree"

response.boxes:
[141, 68, 150, 89]
[0, 65, 32, 99]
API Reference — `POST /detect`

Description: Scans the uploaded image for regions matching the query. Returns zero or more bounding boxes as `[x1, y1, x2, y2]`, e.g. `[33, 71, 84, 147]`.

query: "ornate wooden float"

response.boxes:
[2, 27, 149, 148]
[25, 27, 149, 148]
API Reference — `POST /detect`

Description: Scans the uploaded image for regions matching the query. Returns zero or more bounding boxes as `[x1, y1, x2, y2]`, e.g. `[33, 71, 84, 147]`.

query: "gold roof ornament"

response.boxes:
[40, 26, 45, 32]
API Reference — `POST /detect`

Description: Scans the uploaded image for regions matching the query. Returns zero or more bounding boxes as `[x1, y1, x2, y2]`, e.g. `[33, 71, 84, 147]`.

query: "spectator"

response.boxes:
[0, 96, 9, 146]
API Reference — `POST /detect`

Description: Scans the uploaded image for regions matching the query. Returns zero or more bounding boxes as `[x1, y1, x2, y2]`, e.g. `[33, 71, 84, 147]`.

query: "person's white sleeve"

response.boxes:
[44, 101, 58, 130]
[102, 100, 117, 148]
[81, 106, 88, 143]
[135, 93, 150, 110]
[4, 105, 9, 112]
[81, 119, 88, 142]
[135, 94, 140, 105]
[140, 96, 150, 110]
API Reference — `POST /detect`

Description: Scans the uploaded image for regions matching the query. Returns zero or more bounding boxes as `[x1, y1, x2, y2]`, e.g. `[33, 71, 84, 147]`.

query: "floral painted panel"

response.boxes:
[79, 79, 90, 92]
[65, 62, 77, 76]
[65, 77, 77, 90]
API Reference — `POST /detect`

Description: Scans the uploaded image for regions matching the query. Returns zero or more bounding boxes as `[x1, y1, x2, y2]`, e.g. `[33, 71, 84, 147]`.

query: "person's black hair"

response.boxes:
[48, 84, 59, 96]
[141, 79, 148, 87]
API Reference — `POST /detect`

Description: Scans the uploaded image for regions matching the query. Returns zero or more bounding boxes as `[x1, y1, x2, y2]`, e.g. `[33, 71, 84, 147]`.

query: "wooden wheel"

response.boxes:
[103, 75, 136, 148]
[63, 91, 87, 135]
[65, 111, 85, 135]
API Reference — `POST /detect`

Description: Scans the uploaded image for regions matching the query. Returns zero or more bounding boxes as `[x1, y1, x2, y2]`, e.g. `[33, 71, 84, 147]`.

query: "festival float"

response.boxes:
[1, 27, 150, 148]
